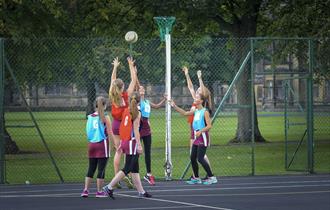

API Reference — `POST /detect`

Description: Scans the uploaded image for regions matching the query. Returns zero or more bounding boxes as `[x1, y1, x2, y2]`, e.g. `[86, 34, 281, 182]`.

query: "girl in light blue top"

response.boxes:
[170, 93, 217, 185]
[81, 96, 113, 198]
[138, 85, 166, 185]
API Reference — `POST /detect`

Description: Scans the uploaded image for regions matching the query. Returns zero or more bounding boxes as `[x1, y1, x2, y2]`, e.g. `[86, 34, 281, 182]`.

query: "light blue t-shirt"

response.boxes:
[192, 108, 206, 131]
[140, 99, 151, 118]
[86, 113, 107, 143]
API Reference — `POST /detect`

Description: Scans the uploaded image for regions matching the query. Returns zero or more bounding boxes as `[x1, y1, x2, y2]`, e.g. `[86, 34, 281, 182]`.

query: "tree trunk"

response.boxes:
[4, 128, 20, 154]
[297, 51, 307, 109]
[3, 83, 20, 154]
[230, 59, 266, 143]
[86, 79, 96, 117]
[228, 2, 266, 143]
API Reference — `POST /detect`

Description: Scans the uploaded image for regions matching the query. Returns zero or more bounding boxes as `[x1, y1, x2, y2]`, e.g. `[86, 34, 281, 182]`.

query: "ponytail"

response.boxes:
[129, 92, 140, 120]
[96, 96, 106, 122]
[201, 93, 213, 117]
[204, 87, 213, 112]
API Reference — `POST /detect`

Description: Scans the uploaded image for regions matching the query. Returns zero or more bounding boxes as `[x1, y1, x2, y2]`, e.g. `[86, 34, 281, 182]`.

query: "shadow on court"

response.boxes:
[1, 174, 329, 210]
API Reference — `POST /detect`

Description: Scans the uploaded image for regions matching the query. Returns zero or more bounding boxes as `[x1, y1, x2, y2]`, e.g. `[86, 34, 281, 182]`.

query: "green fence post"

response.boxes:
[284, 81, 289, 169]
[307, 39, 314, 173]
[250, 38, 255, 176]
[0, 38, 5, 184]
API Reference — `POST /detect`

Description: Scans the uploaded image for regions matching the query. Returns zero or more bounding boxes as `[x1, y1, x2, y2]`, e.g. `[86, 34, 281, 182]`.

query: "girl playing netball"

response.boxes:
[138, 85, 166, 185]
[81, 96, 113, 198]
[103, 92, 152, 198]
[170, 93, 217, 185]
[182, 67, 213, 178]
[109, 57, 136, 188]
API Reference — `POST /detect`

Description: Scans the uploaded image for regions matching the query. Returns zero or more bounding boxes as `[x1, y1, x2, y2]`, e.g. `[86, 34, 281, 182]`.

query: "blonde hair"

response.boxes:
[110, 79, 124, 106]
[129, 92, 140, 120]
[96, 96, 106, 122]
[203, 87, 213, 112]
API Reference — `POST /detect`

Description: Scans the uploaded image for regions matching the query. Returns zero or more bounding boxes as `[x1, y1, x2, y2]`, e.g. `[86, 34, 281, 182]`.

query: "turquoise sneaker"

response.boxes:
[186, 177, 202, 184]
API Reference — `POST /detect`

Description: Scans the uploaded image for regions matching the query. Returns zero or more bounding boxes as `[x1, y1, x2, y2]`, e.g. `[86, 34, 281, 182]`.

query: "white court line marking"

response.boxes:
[2, 174, 329, 189]
[148, 183, 330, 193]
[100, 206, 200, 210]
[110, 193, 235, 210]
[1, 179, 329, 194]
[2, 189, 330, 199]
[1, 183, 330, 197]
[157, 190, 330, 197]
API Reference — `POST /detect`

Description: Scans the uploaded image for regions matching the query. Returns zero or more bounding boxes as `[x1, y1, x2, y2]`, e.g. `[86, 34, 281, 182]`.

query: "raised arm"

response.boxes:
[109, 57, 120, 96]
[182, 66, 196, 100]
[126, 57, 137, 97]
[134, 66, 141, 91]
[197, 70, 206, 96]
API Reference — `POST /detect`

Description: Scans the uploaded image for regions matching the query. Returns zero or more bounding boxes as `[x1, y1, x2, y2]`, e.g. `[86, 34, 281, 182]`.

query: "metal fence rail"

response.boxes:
[0, 37, 329, 184]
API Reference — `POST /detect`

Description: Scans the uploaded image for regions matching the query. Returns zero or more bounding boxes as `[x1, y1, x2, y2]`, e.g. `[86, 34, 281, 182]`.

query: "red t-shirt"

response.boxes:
[187, 102, 197, 124]
[111, 92, 129, 120]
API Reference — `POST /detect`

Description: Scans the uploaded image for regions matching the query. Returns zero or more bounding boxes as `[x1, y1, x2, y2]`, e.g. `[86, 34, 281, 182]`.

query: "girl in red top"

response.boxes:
[103, 92, 152, 198]
[109, 57, 137, 188]
[182, 66, 213, 178]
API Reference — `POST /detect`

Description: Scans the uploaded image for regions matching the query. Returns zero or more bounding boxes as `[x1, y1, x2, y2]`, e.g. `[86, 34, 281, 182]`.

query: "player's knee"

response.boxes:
[97, 170, 105, 179]
[197, 156, 206, 164]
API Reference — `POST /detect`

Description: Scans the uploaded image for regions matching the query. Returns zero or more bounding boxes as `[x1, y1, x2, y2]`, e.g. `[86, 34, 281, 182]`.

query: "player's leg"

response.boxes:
[142, 135, 155, 185]
[95, 158, 108, 197]
[81, 158, 97, 197]
[187, 145, 201, 184]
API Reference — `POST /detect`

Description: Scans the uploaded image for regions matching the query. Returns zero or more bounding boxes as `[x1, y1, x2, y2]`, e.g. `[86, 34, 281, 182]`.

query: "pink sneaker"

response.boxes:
[95, 191, 107, 198]
[81, 190, 89, 197]
[144, 174, 156, 185]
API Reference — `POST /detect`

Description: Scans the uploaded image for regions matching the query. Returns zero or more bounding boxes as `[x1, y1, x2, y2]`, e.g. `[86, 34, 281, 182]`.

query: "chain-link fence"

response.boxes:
[1, 37, 329, 184]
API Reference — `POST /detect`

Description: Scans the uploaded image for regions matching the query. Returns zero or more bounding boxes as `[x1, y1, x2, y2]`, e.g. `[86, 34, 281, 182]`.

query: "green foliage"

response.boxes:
[258, 0, 330, 79]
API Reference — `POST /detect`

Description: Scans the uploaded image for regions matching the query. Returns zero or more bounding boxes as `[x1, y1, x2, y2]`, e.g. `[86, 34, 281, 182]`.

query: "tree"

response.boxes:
[258, 0, 330, 80]
[176, 0, 266, 142]
[1, 0, 66, 153]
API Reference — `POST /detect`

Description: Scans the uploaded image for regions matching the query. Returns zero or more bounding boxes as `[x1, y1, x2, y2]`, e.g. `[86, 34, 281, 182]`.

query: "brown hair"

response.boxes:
[129, 92, 140, 120]
[203, 87, 213, 112]
[110, 79, 124, 106]
[95, 96, 106, 122]
[200, 93, 213, 116]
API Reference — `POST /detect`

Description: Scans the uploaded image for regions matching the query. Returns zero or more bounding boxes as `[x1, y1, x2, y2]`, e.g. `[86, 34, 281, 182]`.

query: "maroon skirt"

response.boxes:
[88, 138, 109, 158]
[120, 139, 138, 155]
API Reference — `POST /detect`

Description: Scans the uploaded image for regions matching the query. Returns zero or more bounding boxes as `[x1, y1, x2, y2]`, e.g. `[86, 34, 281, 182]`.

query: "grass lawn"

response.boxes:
[4, 110, 330, 184]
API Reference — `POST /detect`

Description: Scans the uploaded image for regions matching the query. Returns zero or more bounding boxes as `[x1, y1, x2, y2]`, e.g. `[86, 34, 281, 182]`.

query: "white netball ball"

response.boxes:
[125, 31, 138, 43]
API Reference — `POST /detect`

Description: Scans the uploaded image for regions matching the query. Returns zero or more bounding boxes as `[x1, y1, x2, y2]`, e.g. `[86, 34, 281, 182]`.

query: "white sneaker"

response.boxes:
[202, 176, 218, 185]
[210, 176, 218, 184]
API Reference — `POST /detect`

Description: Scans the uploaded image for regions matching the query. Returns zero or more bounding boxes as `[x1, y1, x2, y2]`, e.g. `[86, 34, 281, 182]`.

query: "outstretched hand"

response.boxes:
[127, 56, 135, 66]
[163, 93, 168, 100]
[197, 70, 202, 79]
[112, 57, 120, 68]
[182, 66, 188, 75]
[168, 98, 176, 107]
